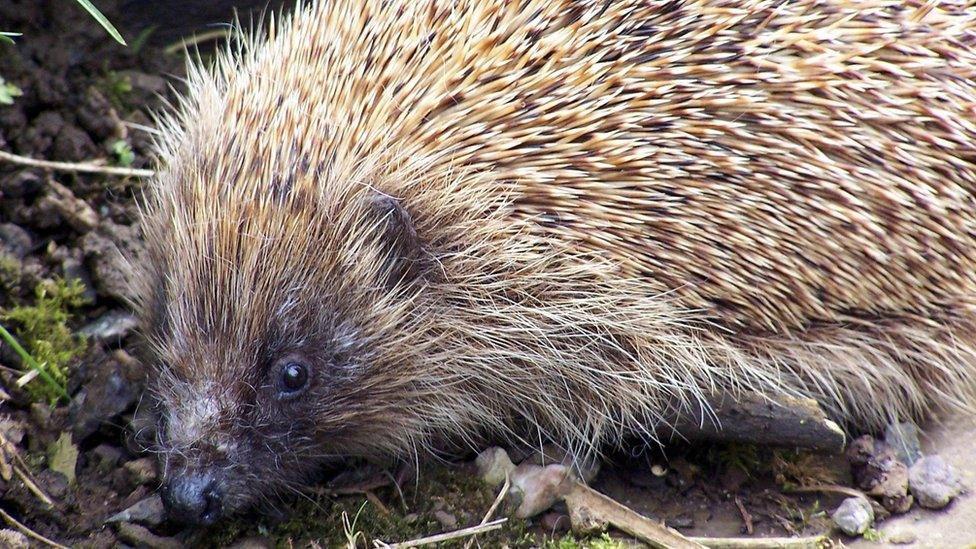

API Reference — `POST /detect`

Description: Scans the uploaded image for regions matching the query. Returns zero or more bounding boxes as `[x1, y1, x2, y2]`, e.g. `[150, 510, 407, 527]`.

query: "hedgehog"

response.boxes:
[131, 0, 976, 524]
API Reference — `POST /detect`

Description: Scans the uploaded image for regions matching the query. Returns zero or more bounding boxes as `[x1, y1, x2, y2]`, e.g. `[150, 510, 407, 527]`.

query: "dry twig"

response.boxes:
[0, 149, 154, 178]
[691, 536, 827, 549]
[564, 481, 705, 549]
[733, 496, 754, 535]
[372, 518, 507, 549]
[463, 473, 510, 549]
[0, 430, 54, 507]
[0, 506, 69, 549]
[784, 484, 868, 500]
[563, 480, 828, 549]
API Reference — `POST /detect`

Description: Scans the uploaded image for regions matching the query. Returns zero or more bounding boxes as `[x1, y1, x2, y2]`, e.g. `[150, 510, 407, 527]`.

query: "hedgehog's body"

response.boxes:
[137, 0, 976, 522]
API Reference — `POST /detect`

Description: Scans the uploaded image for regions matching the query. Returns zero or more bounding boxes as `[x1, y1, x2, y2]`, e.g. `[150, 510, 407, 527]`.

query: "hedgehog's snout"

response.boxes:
[162, 471, 224, 525]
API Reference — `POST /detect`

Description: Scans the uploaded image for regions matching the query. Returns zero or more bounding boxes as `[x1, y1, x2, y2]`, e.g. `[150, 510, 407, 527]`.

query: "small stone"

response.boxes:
[909, 455, 962, 509]
[475, 447, 515, 486]
[433, 509, 458, 529]
[868, 499, 890, 522]
[51, 125, 96, 162]
[91, 444, 123, 473]
[884, 422, 923, 466]
[846, 435, 876, 467]
[0, 418, 25, 446]
[0, 169, 43, 199]
[115, 522, 183, 549]
[123, 457, 159, 486]
[80, 222, 143, 302]
[0, 223, 31, 259]
[0, 529, 29, 549]
[832, 497, 874, 536]
[847, 435, 911, 513]
[107, 494, 165, 527]
[508, 463, 574, 519]
[650, 464, 667, 477]
[37, 180, 98, 233]
[69, 349, 145, 441]
[882, 493, 913, 514]
[80, 310, 139, 343]
[36, 469, 70, 500]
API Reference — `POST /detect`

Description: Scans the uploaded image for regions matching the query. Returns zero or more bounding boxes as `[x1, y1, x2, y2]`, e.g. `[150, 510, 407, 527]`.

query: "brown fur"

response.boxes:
[134, 0, 976, 515]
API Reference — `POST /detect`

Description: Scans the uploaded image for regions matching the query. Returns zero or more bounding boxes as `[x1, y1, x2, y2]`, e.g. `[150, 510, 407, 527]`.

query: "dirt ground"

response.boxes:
[0, 1, 973, 548]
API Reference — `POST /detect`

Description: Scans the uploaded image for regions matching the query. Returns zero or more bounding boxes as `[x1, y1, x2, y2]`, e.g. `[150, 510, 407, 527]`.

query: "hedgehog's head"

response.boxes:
[134, 170, 443, 523]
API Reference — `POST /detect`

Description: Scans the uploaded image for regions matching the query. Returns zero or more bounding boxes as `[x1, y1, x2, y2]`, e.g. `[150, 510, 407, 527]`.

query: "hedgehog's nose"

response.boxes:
[162, 473, 223, 525]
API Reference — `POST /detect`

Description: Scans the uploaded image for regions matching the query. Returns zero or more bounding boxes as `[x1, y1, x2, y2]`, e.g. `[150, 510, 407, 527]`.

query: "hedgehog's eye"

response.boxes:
[276, 359, 309, 396]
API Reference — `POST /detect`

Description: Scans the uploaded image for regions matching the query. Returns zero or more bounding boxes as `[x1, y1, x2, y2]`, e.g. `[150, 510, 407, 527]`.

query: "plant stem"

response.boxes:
[0, 324, 68, 401]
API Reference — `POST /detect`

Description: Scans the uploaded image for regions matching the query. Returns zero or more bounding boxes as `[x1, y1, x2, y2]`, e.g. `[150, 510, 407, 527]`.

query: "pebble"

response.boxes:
[36, 180, 99, 233]
[123, 457, 159, 486]
[884, 422, 923, 466]
[68, 349, 145, 441]
[115, 522, 183, 549]
[106, 494, 166, 527]
[0, 223, 32, 258]
[80, 222, 143, 302]
[433, 509, 458, 529]
[847, 435, 912, 513]
[832, 497, 874, 536]
[0, 170, 43, 199]
[908, 455, 962, 509]
[91, 444, 123, 473]
[475, 447, 515, 486]
[508, 463, 574, 519]
[80, 310, 139, 343]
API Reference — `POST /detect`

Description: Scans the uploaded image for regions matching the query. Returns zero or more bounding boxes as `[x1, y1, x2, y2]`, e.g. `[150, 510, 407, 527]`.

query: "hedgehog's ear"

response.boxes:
[366, 193, 430, 288]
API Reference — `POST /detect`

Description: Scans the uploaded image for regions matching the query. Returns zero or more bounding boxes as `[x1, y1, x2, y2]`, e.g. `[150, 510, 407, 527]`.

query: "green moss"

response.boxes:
[109, 139, 135, 166]
[0, 76, 22, 105]
[862, 528, 883, 542]
[0, 253, 22, 294]
[1, 278, 89, 403]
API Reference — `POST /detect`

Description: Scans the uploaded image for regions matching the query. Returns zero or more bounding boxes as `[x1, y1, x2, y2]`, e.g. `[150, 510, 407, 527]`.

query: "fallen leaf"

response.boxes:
[48, 432, 78, 485]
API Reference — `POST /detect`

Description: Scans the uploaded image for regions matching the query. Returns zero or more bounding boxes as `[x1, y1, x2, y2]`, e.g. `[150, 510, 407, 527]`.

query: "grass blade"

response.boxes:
[0, 324, 69, 401]
[74, 0, 127, 46]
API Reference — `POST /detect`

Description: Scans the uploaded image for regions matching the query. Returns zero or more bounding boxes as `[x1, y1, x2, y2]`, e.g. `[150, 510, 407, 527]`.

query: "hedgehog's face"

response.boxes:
[139, 191, 433, 524]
